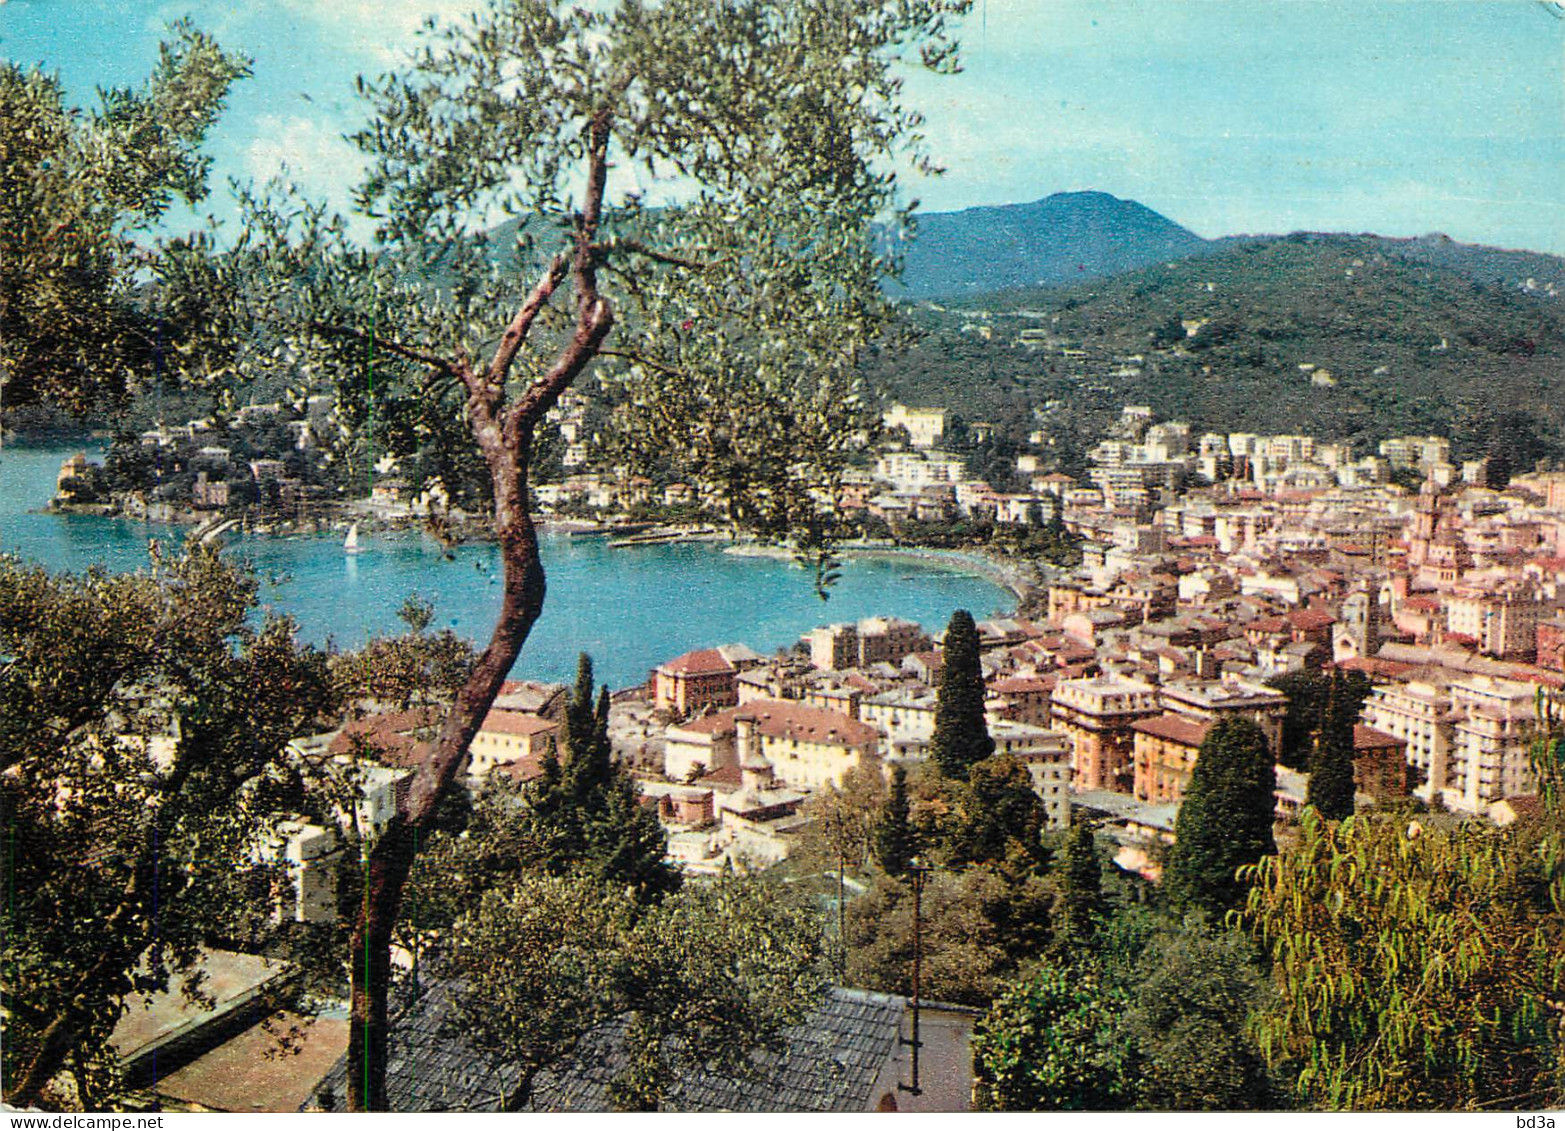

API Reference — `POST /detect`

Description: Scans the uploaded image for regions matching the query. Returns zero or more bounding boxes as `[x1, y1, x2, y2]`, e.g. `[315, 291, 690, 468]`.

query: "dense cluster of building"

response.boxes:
[245, 403, 1565, 898]
[554, 407, 1559, 877]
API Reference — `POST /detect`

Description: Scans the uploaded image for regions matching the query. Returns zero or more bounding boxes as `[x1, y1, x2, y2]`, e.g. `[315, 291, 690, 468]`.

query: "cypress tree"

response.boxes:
[527, 652, 679, 901]
[1165, 717, 1276, 919]
[1307, 670, 1357, 820]
[873, 764, 916, 877]
[932, 609, 994, 780]
[1056, 822, 1105, 954]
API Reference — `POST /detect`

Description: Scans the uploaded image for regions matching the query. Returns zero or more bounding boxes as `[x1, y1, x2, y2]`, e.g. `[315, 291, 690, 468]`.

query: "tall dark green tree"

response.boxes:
[932, 609, 993, 780]
[1164, 718, 1276, 920]
[1267, 668, 1372, 771]
[873, 764, 916, 877]
[950, 754, 1044, 866]
[1306, 670, 1357, 820]
[1056, 822, 1105, 955]
[524, 652, 678, 903]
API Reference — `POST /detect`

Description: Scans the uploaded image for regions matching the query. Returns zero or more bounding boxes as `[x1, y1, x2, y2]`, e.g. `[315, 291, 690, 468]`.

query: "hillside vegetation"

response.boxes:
[868, 232, 1565, 467]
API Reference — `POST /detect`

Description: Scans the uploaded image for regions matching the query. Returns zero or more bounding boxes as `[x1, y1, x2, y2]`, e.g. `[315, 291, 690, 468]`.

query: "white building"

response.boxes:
[882, 404, 948, 449]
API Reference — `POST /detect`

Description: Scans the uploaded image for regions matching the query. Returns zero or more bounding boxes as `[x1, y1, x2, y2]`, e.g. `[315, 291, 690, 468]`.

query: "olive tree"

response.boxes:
[0, 22, 250, 419]
[209, 0, 969, 1109]
[0, 550, 335, 1107]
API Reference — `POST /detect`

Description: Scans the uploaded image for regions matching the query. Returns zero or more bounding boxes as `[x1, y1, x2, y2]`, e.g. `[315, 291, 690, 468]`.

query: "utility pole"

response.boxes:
[899, 859, 929, 1099]
[835, 806, 847, 981]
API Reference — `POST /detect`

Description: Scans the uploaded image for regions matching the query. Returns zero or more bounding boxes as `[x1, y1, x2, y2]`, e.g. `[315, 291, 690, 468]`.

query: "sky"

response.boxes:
[3, 0, 1563, 252]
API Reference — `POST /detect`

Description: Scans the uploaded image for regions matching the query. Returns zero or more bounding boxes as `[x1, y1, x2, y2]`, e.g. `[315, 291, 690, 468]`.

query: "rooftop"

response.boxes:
[311, 982, 934, 1113]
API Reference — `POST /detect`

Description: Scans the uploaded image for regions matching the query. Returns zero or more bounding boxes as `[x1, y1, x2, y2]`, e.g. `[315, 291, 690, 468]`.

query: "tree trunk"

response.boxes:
[345, 455, 552, 1111]
[343, 120, 614, 1111]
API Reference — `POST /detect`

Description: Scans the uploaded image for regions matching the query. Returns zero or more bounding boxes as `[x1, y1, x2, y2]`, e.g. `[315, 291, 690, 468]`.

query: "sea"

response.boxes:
[0, 445, 1012, 688]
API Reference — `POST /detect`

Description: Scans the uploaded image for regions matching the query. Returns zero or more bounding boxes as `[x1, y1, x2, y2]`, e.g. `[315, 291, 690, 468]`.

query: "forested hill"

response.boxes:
[866, 232, 1565, 468]
[887, 191, 1212, 298]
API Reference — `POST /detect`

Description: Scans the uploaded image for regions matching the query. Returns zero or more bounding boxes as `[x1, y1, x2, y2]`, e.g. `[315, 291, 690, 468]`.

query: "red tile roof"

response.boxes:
[1287, 608, 1337, 631]
[990, 676, 1056, 694]
[674, 700, 879, 748]
[1132, 714, 1211, 747]
[657, 648, 735, 676]
[1353, 724, 1405, 752]
[496, 755, 546, 784]
[328, 707, 441, 768]
[478, 710, 559, 737]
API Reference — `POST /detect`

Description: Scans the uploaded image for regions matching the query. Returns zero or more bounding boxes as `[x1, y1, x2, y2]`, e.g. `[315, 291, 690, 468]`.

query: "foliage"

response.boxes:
[1305, 669, 1357, 820]
[0, 22, 251, 417]
[872, 764, 916, 877]
[1243, 809, 1565, 1110]
[791, 764, 884, 878]
[930, 609, 993, 780]
[1268, 668, 1372, 772]
[0, 548, 335, 1106]
[1055, 822, 1105, 955]
[1164, 717, 1275, 920]
[1118, 926, 1276, 1111]
[844, 868, 1024, 1007]
[870, 234, 1565, 464]
[971, 963, 1136, 1111]
[443, 872, 827, 1111]
[947, 753, 1044, 866]
[402, 656, 678, 930]
[973, 900, 1278, 1112]
[328, 617, 478, 711]
[525, 654, 680, 902]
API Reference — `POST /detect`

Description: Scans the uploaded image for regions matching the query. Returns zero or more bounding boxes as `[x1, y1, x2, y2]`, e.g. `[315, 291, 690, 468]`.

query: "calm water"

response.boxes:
[0, 446, 1010, 687]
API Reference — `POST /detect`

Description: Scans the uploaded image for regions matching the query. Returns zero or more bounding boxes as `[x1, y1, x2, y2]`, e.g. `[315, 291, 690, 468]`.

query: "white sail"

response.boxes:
[344, 522, 361, 553]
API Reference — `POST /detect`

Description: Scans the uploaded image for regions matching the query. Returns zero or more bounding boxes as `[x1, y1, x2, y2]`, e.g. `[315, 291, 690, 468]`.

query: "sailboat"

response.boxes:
[344, 522, 363, 554]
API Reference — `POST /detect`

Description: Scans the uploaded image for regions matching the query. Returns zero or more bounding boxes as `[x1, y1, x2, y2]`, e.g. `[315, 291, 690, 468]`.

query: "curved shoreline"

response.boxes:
[724, 541, 1032, 606]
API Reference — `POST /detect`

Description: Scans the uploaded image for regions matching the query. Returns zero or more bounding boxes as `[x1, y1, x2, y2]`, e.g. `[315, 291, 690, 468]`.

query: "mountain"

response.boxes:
[865, 231, 1565, 465]
[889, 191, 1212, 299]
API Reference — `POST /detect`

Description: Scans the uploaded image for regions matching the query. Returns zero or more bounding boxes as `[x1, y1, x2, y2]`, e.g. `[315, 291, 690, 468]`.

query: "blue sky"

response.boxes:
[4, 0, 1563, 252]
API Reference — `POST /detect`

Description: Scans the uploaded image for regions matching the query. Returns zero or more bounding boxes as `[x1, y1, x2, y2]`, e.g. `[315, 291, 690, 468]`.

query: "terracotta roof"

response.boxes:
[478, 709, 559, 737]
[657, 648, 735, 677]
[674, 700, 879, 748]
[1335, 657, 1416, 678]
[328, 707, 441, 768]
[1287, 608, 1337, 630]
[989, 676, 1055, 694]
[496, 755, 546, 784]
[1352, 724, 1405, 752]
[696, 764, 744, 790]
[1132, 714, 1211, 747]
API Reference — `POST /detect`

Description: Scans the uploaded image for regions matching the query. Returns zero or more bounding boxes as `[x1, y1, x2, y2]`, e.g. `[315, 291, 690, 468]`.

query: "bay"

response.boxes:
[0, 446, 1012, 688]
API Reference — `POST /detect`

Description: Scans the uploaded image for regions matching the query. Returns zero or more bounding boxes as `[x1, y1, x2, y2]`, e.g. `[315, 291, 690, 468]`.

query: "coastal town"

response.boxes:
[9, 0, 1565, 1117]
[25, 388, 1565, 1114]
[223, 394, 1563, 890]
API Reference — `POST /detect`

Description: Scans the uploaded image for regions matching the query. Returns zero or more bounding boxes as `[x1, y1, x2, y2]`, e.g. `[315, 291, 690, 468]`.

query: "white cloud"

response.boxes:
[245, 112, 367, 207]
[271, 0, 480, 62]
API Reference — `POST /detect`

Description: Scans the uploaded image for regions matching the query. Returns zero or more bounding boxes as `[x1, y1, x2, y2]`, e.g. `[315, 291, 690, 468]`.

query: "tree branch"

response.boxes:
[484, 253, 569, 391]
[597, 348, 687, 379]
[308, 322, 462, 377]
[597, 238, 718, 272]
[512, 113, 617, 433]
